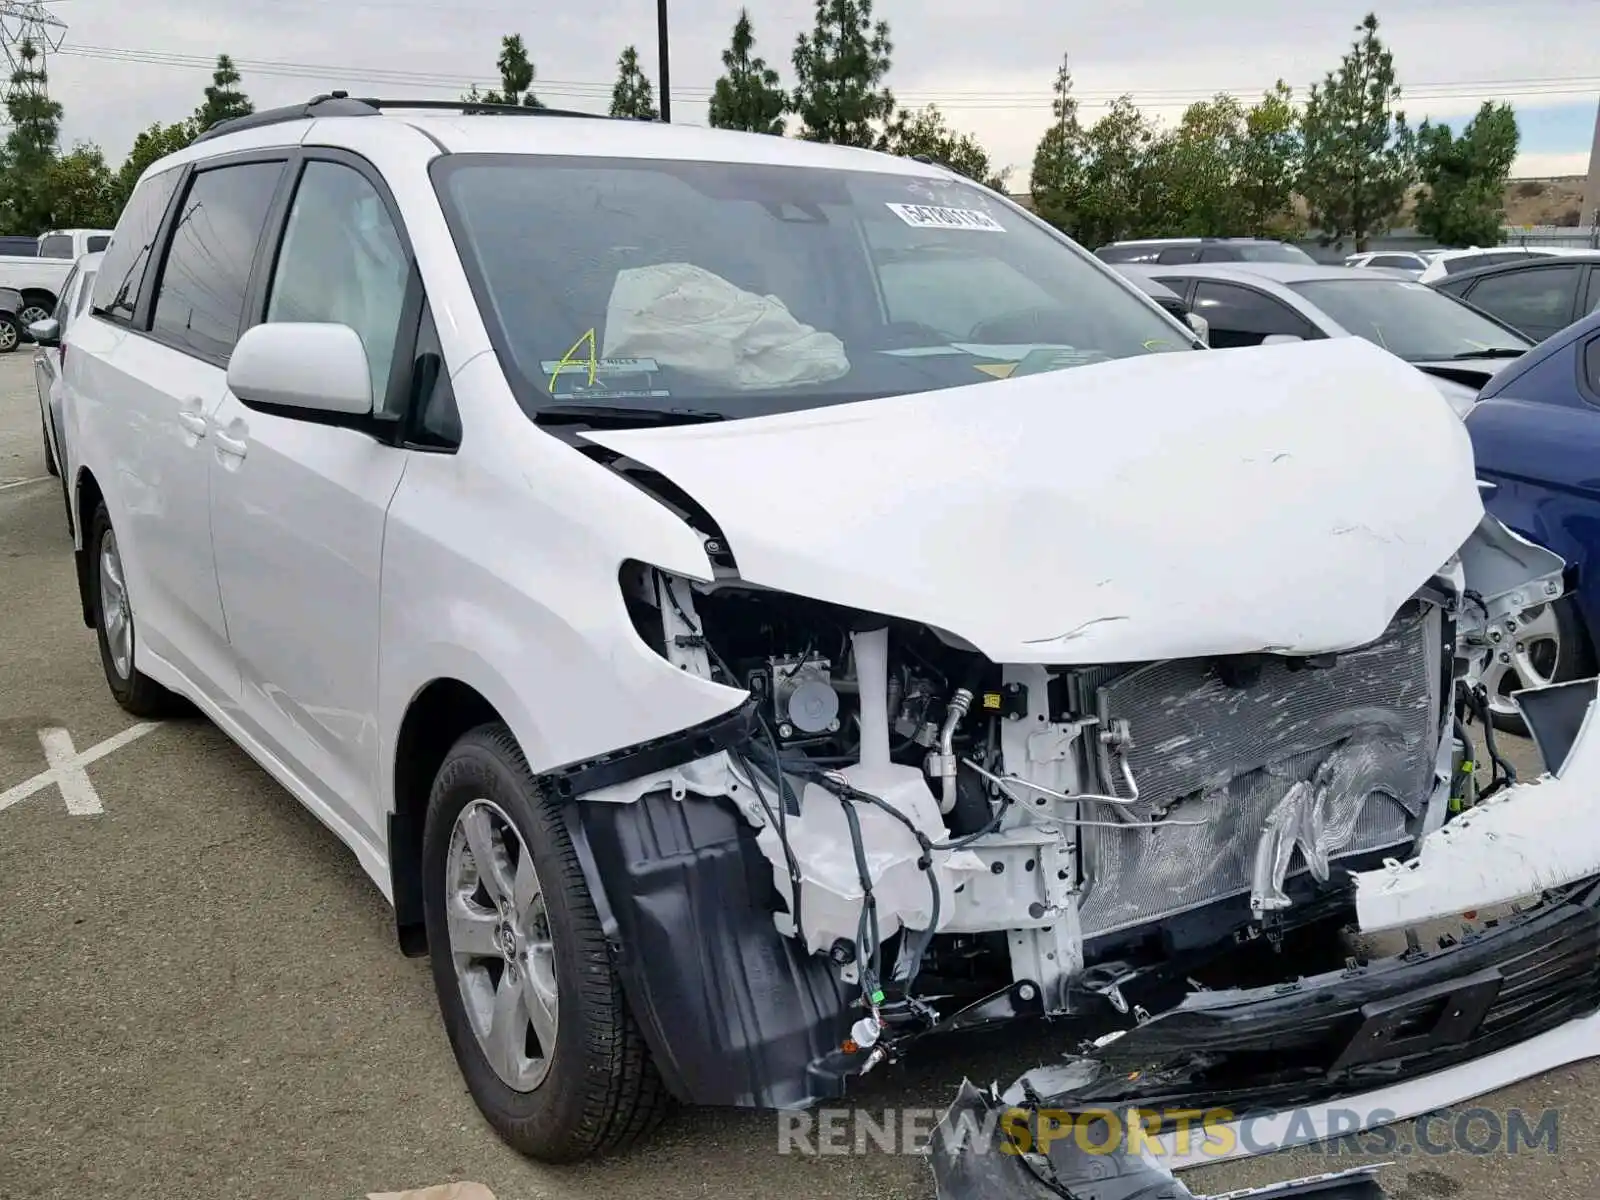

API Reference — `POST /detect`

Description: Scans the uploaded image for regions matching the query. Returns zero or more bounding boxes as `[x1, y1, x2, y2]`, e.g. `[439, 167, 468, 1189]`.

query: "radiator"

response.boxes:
[1074, 605, 1442, 939]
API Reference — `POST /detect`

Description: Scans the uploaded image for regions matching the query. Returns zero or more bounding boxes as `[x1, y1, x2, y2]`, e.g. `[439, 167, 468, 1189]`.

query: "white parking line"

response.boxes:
[0, 723, 161, 816]
[0, 475, 52, 492]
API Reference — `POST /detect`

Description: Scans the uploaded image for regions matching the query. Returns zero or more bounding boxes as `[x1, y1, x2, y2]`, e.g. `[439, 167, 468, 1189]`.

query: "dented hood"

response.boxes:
[585, 339, 1484, 664]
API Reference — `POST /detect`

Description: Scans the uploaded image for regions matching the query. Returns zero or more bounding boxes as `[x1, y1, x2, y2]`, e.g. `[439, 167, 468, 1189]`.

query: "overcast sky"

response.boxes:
[35, 0, 1600, 182]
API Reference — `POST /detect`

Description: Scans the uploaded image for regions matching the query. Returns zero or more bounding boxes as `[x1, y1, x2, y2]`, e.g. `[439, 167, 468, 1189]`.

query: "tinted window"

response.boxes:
[1159, 245, 1202, 263]
[151, 161, 284, 359]
[434, 155, 1192, 423]
[1288, 278, 1530, 360]
[38, 234, 74, 259]
[1229, 242, 1317, 264]
[1190, 281, 1314, 348]
[93, 167, 182, 319]
[1370, 255, 1418, 268]
[264, 161, 409, 411]
[1464, 265, 1581, 339]
[1096, 245, 1161, 263]
[86, 235, 110, 252]
[1585, 268, 1600, 317]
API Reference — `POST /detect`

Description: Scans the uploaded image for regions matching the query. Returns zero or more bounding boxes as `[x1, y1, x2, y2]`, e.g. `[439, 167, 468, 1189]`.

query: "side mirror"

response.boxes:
[1260, 333, 1304, 346]
[28, 317, 60, 347]
[228, 322, 373, 417]
[1184, 312, 1210, 344]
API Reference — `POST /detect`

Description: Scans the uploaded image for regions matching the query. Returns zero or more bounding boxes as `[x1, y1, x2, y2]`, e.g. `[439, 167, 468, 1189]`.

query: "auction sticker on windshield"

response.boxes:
[885, 203, 1005, 232]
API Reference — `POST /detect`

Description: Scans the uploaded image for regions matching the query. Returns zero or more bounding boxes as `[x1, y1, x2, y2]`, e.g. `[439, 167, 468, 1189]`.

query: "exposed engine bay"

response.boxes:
[577, 542, 1555, 1091]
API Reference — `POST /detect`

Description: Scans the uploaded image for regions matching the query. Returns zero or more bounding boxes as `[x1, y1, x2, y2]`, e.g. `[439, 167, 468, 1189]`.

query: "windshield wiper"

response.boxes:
[1448, 348, 1525, 360]
[534, 404, 726, 427]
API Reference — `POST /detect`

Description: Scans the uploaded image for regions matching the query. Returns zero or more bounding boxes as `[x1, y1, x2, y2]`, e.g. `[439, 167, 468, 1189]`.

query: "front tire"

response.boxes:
[421, 724, 667, 1163]
[0, 313, 21, 354]
[87, 502, 185, 717]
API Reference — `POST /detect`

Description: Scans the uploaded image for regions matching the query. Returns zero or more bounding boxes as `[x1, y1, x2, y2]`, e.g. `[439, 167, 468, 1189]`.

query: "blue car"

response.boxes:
[1466, 309, 1600, 731]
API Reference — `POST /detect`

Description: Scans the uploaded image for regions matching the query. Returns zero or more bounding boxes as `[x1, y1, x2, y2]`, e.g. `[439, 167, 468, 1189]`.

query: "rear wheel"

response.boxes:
[421, 724, 667, 1162]
[17, 302, 50, 331]
[87, 502, 185, 717]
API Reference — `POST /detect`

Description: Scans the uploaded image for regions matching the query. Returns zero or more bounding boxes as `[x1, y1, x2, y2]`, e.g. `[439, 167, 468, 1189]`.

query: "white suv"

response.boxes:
[52, 93, 1600, 1176]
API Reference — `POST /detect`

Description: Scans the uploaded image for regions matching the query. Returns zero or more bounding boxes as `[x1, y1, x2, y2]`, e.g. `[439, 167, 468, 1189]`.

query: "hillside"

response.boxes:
[1501, 176, 1588, 227]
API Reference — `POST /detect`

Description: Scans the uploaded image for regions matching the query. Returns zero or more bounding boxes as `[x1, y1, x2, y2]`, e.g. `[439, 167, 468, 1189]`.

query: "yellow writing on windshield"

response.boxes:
[548, 328, 599, 394]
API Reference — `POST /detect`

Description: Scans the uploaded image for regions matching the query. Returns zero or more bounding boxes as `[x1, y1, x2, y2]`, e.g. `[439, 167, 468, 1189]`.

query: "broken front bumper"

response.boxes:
[933, 878, 1600, 1197]
[932, 678, 1600, 1198]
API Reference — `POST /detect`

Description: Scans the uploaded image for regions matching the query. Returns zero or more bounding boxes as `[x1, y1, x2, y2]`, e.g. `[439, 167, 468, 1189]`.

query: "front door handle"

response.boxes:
[177, 411, 207, 437]
[214, 431, 248, 459]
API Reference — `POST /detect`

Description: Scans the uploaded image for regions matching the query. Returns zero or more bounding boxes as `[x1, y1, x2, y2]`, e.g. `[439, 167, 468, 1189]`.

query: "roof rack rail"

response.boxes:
[193, 91, 627, 143]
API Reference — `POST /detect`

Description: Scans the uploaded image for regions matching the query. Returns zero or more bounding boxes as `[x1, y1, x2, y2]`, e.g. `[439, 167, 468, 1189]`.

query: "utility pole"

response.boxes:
[656, 0, 670, 122]
[0, 0, 67, 77]
[1584, 96, 1600, 247]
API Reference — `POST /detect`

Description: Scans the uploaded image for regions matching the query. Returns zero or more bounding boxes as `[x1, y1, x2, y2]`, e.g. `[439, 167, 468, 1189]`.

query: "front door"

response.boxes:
[207, 155, 413, 849]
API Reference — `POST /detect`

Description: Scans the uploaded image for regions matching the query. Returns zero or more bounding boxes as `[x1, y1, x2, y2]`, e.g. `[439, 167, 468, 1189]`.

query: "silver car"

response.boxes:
[1123, 260, 1533, 415]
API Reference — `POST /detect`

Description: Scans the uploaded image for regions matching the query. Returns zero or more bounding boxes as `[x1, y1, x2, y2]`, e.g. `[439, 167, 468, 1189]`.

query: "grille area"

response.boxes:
[1076, 605, 1442, 938]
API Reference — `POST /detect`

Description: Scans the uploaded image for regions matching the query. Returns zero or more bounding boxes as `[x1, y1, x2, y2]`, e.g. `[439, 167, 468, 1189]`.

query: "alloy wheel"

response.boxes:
[445, 798, 559, 1092]
[99, 528, 133, 680]
[1481, 603, 1561, 720]
[0, 320, 17, 352]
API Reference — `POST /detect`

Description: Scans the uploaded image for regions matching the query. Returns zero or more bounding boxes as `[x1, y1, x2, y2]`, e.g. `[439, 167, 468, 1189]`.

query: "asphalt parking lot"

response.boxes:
[3, 350, 1599, 1200]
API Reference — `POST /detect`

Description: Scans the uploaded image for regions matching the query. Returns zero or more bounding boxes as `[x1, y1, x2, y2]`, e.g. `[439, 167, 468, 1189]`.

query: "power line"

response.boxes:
[51, 42, 1600, 112]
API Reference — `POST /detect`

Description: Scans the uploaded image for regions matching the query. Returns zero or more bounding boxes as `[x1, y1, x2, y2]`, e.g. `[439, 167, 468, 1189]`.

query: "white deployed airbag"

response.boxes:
[601, 263, 850, 390]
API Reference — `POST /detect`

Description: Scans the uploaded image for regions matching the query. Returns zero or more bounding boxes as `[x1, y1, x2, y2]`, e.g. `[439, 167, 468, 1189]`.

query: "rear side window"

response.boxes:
[150, 161, 284, 360]
[93, 167, 183, 320]
[1371, 255, 1416, 268]
[86, 235, 110, 252]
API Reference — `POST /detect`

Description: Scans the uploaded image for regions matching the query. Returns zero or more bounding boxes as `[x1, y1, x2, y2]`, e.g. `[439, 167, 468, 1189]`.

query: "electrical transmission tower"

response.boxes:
[0, 0, 66, 77]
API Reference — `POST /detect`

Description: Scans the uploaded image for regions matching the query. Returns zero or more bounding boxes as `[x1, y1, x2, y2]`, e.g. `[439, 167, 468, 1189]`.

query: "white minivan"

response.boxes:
[49, 92, 1600, 1184]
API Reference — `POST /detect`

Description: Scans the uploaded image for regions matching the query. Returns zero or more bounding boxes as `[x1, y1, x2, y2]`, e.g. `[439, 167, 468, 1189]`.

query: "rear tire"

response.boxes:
[421, 723, 668, 1163]
[87, 501, 186, 718]
[40, 411, 58, 476]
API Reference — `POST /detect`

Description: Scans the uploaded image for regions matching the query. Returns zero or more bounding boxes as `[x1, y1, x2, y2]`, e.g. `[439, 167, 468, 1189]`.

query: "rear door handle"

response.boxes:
[214, 431, 248, 458]
[177, 411, 207, 437]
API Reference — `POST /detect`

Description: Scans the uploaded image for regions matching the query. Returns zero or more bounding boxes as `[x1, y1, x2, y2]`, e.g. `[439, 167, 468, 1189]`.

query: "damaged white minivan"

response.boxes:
[61, 95, 1600, 1196]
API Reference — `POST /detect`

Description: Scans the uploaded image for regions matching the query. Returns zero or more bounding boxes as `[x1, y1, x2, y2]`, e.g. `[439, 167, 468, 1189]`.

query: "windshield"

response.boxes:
[1232, 242, 1316, 264]
[432, 155, 1194, 422]
[1287, 278, 1530, 360]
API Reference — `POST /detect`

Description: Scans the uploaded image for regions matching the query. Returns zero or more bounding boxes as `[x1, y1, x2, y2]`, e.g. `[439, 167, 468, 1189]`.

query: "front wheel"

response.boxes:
[0, 313, 21, 354]
[421, 724, 668, 1162]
